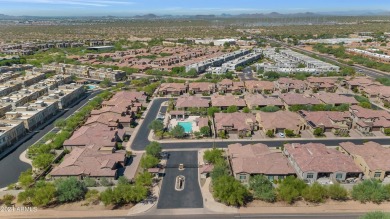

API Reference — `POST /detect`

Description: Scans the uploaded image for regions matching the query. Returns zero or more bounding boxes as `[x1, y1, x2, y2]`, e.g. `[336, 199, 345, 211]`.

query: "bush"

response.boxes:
[99, 178, 113, 187]
[18, 169, 34, 189]
[313, 128, 325, 137]
[351, 179, 390, 204]
[170, 125, 186, 138]
[18, 181, 56, 207]
[83, 177, 97, 187]
[100, 180, 148, 207]
[85, 189, 100, 205]
[360, 211, 390, 219]
[277, 176, 307, 204]
[327, 183, 349, 201]
[55, 177, 87, 203]
[213, 175, 250, 207]
[140, 154, 160, 169]
[203, 148, 224, 164]
[249, 175, 276, 202]
[227, 105, 238, 113]
[302, 182, 328, 203]
[266, 130, 274, 138]
[200, 126, 211, 137]
[2, 194, 15, 207]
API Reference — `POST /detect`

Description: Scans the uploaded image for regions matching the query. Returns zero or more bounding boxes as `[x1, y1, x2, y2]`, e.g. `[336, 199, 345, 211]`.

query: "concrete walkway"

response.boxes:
[19, 150, 32, 166]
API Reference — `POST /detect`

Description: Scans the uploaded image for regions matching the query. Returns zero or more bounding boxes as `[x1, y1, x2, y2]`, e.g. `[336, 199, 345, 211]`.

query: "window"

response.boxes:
[239, 175, 246, 180]
[374, 172, 381, 178]
[307, 173, 314, 179]
[268, 175, 274, 181]
[278, 176, 284, 180]
[336, 173, 343, 179]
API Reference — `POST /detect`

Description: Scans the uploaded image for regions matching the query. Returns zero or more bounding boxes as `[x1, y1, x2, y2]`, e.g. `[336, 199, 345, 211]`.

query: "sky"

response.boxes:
[0, 0, 389, 16]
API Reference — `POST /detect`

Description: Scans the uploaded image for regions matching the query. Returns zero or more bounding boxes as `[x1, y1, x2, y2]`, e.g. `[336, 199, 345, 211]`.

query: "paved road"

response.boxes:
[157, 151, 203, 209]
[0, 90, 100, 188]
[43, 213, 362, 219]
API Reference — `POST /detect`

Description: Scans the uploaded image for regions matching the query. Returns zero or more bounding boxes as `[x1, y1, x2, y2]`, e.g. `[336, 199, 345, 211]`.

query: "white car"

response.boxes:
[278, 133, 285, 138]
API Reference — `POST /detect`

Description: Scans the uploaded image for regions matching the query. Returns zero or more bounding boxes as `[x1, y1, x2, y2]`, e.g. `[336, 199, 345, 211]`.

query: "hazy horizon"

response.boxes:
[0, 0, 389, 17]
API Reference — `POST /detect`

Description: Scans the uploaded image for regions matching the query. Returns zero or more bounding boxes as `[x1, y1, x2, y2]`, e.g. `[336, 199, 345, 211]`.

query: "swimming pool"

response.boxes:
[87, 85, 96, 90]
[178, 122, 193, 133]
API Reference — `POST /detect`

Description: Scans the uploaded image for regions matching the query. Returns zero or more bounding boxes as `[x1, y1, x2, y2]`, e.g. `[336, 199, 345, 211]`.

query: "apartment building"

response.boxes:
[0, 119, 26, 153]
[45, 84, 85, 109]
[221, 52, 262, 73]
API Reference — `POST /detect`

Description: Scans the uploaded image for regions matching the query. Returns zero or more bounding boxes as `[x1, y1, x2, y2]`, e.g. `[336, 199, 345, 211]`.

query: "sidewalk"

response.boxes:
[198, 149, 238, 214]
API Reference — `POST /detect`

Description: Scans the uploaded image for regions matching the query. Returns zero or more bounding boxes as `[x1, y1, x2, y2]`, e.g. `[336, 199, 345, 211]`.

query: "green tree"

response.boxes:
[2, 194, 15, 207]
[277, 176, 307, 204]
[55, 177, 87, 203]
[207, 107, 220, 117]
[100, 78, 112, 88]
[284, 129, 295, 137]
[18, 181, 56, 207]
[266, 130, 275, 138]
[32, 153, 54, 170]
[140, 154, 159, 169]
[351, 179, 390, 204]
[170, 125, 185, 138]
[135, 172, 153, 187]
[242, 107, 251, 113]
[313, 128, 324, 137]
[203, 148, 224, 164]
[249, 175, 276, 202]
[213, 175, 249, 207]
[327, 183, 349, 201]
[18, 169, 34, 189]
[384, 128, 390, 136]
[227, 105, 238, 113]
[200, 126, 211, 137]
[148, 120, 164, 133]
[211, 163, 229, 181]
[145, 141, 162, 158]
[302, 182, 328, 203]
[54, 118, 66, 128]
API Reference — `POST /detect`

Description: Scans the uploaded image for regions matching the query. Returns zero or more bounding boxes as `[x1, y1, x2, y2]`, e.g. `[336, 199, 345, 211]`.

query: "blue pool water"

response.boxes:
[178, 122, 193, 133]
[87, 85, 96, 90]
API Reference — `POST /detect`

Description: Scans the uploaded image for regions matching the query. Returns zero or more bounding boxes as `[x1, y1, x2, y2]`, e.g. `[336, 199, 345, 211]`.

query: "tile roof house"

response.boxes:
[279, 93, 322, 110]
[211, 94, 247, 109]
[50, 147, 126, 180]
[313, 93, 359, 106]
[175, 96, 210, 110]
[214, 112, 257, 136]
[349, 105, 390, 134]
[344, 77, 376, 90]
[244, 94, 284, 109]
[306, 77, 338, 92]
[275, 78, 307, 93]
[63, 123, 120, 152]
[188, 82, 216, 94]
[298, 110, 351, 134]
[284, 143, 362, 183]
[256, 111, 306, 135]
[158, 83, 187, 96]
[217, 79, 245, 94]
[228, 143, 295, 184]
[339, 141, 390, 180]
[244, 80, 275, 94]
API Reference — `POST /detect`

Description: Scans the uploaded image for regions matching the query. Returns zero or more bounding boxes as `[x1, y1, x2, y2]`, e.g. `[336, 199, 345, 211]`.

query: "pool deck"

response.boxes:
[169, 116, 201, 133]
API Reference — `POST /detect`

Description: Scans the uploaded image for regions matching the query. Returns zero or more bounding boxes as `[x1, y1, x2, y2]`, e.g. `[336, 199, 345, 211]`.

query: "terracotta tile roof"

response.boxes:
[300, 110, 350, 129]
[245, 80, 275, 91]
[285, 143, 361, 173]
[244, 94, 283, 107]
[196, 117, 209, 128]
[339, 141, 390, 171]
[277, 78, 307, 90]
[211, 94, 246, 107]
[257, 111, 304, 131]
[228, 143, 295, 175]
[350, 105, 390, 120]
[280, 93, 322, 105]
[313, 93, 359, 105]
[176, 96, 210, 108]
[50, 147, 125, 177]
[188, 82, 215, 92]
[214, 112, 256, 131]
[159, 83, 187, 93]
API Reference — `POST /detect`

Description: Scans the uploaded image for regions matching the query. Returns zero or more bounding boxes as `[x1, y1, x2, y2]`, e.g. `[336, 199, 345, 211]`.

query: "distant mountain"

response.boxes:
[133, 14, 158, 19]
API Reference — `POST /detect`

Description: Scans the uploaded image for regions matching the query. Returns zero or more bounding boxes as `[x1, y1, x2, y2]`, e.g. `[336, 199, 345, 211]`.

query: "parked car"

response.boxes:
[278, 133, 285, 138]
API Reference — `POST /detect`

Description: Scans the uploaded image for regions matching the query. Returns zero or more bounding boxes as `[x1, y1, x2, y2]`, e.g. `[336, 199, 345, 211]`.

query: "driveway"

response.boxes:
[157, 151, 203, 209]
